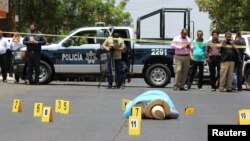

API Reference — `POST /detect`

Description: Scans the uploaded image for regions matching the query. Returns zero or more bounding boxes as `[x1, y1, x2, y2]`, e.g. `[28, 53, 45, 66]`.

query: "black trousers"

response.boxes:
[208, 56, 221, 89]
[27, 52, 40, 84]
[236, 58, 243, 91]
[5, 49, 13, 74]
[188, 61, 204, 88]
[0, 54, 7, 80]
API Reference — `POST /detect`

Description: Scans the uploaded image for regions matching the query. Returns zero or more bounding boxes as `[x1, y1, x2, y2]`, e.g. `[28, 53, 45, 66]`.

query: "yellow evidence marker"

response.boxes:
[238, 109, 250, 125]
[12, 99, 22, 112]
[55, 99, 64, 113]
[41, 106, 53, 123]
[132, 106, 142, 121]
[61, 100, 70, 115]
[128, 116, 141, 136]
[185, 107, 195, 115]
[33, 103, 44, 117]
[121, 99, 131, 112]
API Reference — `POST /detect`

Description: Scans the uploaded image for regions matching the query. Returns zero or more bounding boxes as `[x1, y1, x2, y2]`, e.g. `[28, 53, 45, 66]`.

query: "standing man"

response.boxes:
[101, 31, 125, 88]
[233, 32, 246, 91]
[0, 30, 8, 83]
[219, 31, 238, 92]
[23, 23, 46, 85]
[206, 31, 221, 91]
[187, 30, 207, 90]
[171, 28, 192, 91]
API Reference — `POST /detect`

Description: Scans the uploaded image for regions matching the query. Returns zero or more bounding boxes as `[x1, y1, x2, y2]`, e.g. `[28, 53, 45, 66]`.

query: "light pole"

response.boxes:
[190, 20, 195, 39]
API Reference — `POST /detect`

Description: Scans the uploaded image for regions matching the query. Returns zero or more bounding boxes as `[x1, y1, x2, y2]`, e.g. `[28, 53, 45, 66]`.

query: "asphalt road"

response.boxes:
[0, 78, 250, 141]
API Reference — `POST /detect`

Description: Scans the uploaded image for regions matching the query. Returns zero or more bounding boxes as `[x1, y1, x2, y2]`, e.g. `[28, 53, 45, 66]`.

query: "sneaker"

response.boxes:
[198, 88, 203, 91]
[211, 88, 216, 91]
[173, 85, 178, 91]
[3, 80, 7, 83]
[219, 89, 224, 92]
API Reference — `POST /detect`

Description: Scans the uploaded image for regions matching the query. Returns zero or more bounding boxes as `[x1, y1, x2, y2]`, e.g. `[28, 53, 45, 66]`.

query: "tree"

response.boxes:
[0, 0, 131, 37]
[1, 0, 131, 37]
[195, 0, 250, 33]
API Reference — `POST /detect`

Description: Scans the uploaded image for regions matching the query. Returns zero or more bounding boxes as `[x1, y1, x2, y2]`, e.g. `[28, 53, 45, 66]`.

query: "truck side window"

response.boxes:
[70, 31, 96, 46]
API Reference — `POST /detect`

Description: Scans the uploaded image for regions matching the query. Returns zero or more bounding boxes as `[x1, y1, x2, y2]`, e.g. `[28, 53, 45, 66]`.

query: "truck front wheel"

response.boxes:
[244, 68, 250, 89]
[39, 60, 52, 84]
[24, 60, 52, 84]
[144, 64, 171, 87]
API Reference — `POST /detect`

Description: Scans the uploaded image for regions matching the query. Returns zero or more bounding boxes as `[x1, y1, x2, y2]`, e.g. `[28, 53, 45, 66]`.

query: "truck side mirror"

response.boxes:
[62, 39, 73, 47]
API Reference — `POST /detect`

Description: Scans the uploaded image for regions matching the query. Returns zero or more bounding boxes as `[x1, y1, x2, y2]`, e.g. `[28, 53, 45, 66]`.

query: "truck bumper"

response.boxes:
[13, 62, 25, 77]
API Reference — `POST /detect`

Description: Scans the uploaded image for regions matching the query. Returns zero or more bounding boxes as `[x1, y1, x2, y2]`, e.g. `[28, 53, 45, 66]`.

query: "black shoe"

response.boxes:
[29, 81, 34, 85]
[226, 89, 233, 92]
[3, 80, 7, 83]
[179, 88, 187, 91]
[14, 79, 19, 83]
[107, 85, 112, 89]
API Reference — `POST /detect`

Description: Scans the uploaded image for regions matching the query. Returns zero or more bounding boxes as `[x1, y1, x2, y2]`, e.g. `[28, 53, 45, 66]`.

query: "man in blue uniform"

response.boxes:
[23, 23, 46, 85]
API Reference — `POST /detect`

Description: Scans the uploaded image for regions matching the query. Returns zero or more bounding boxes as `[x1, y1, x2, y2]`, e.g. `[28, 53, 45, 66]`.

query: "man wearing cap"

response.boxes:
[124, 90, 179, 120]
[101, 32, 126, 88]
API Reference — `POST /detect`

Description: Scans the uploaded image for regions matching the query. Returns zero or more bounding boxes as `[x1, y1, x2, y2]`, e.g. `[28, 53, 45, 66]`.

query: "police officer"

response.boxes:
[0, 30, 8, 83]
[23, 23, 46, 85]
[101, 32, 125, 88]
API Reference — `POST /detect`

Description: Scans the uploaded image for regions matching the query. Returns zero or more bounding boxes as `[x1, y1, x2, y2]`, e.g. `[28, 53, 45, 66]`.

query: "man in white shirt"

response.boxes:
[0, 30, 8, 82]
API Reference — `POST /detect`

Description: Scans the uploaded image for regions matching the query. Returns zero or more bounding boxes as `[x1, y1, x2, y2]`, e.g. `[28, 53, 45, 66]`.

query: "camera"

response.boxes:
[110, 46, 115, 51]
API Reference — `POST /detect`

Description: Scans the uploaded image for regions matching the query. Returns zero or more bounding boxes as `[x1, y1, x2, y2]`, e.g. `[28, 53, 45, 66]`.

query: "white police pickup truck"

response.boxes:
[242, 34, 250, 88]
[13, 8, 192, 87]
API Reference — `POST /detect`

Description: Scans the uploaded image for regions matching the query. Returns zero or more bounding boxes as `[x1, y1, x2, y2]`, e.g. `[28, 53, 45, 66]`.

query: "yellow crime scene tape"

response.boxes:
[2, 31, 249, 48]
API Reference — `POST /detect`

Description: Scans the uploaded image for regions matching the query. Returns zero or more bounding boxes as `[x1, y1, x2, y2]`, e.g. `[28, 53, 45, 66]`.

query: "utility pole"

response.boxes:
[14, 0, 20, 31]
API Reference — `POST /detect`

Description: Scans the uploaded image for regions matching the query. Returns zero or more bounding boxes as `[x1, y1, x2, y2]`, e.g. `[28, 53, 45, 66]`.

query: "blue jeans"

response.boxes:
[232, 72, 237, 89]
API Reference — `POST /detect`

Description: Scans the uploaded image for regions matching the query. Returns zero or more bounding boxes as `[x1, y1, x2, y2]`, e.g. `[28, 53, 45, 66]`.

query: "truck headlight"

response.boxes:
[14, 51, 26, 60]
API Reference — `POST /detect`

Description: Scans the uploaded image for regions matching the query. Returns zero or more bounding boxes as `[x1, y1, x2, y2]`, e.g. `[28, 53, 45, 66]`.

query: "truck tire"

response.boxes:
[244, 68, 250, 89]
[23, 60, 52, 84]
[144, 64, 171, 87]
[39, 60, 52, 84]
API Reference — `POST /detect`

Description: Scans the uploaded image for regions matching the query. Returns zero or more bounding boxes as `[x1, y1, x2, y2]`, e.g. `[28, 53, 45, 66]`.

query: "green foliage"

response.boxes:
[195, 0, 250, 33]
[18, 0, 131, 35]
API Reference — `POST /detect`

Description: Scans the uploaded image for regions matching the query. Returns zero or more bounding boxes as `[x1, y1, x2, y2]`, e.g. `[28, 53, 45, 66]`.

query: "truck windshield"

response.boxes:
[53, 28, 80, 44]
